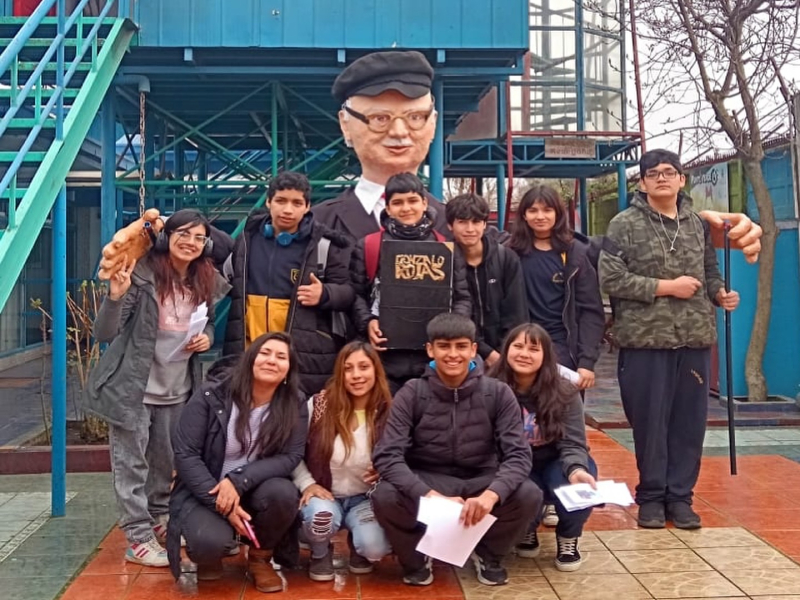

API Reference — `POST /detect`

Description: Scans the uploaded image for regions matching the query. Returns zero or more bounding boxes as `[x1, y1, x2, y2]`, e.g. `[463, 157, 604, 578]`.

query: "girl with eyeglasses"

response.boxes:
[85, 209, 230, 567]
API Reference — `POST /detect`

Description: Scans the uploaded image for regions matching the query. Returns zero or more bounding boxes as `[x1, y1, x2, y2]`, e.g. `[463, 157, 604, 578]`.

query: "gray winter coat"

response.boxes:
[83, 256, 230, 430]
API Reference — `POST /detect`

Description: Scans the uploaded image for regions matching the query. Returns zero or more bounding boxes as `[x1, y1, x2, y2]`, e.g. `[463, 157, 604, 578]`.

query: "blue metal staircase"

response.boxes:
[0, 0, 136, 312]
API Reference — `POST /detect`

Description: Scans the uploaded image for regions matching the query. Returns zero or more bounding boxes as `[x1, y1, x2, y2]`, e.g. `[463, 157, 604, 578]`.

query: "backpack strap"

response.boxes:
[316, 237, 331, 280]
[432, 230, 446, 242]
[364, 230, 383, 282]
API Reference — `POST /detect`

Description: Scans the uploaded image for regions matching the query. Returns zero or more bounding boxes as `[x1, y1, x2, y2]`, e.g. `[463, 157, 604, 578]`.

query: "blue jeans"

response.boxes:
[300, 494, 391, 562]
[530, 457, 599, 538]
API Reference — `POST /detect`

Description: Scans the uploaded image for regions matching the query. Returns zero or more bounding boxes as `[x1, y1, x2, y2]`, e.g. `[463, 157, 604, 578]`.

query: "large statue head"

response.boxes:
[332, 51, 437, 185]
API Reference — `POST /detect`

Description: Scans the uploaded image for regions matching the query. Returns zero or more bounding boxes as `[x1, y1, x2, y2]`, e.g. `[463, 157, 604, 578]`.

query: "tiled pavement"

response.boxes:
[2, 430, 800, 599]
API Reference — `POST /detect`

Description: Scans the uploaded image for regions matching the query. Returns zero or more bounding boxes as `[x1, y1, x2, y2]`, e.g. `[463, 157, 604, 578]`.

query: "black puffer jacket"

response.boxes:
[372, 364, 532, 503]
[222, 210, 355, 394]
[466, 227, 527, 359]
[167, 378, 308, 579]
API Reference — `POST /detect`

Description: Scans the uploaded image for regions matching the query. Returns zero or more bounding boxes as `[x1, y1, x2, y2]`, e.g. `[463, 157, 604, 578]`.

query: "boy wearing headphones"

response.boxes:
[222, 172, 355, 395]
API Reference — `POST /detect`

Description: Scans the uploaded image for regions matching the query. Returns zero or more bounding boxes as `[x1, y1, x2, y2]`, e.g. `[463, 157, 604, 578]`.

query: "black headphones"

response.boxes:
[153, 219, 214, 257]
[263, 222, 299, 246]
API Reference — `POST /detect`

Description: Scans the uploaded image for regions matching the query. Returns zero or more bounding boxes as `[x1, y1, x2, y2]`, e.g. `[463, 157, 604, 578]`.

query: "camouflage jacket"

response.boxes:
[598, 191, 724, 349]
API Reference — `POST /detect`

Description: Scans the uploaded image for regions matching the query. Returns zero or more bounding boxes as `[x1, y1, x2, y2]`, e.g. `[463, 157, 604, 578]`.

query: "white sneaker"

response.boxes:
[542, 504, 559, 527]
[126, 538, 169, 567]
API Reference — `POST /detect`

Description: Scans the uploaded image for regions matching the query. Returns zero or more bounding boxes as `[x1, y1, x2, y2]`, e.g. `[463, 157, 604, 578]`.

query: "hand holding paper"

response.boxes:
[166, 302, 209, 362]
[416, 495, 497, 567]
[554, 480, 634, 512]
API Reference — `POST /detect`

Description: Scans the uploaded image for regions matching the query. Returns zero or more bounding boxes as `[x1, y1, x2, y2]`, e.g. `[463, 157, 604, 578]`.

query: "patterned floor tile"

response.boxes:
[537, 549, 627, 580]
[694, 545, 798, 571]
[458, 575, 557, 599]
[671, 527, 767, 548]
[634, 570, 745, 598]
[722, 568, 800, 596]
[596, 529, 687, 551]
[547, 573, 653, 600]
[613, 549, 714, 573]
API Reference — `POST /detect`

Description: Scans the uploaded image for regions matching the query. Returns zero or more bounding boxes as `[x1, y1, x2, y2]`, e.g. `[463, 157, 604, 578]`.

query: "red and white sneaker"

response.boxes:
[125, 538, 169, 567]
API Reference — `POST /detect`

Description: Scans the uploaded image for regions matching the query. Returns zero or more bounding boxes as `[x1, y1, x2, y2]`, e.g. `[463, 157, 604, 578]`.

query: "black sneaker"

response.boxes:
[554, 536, 582, 572]
[349, 552, 373, 574]
[666, 501, 702, 529]
[472, 553, 508, 586]
[516, 529, 540, 558]
[347, 531, 374, 574]
[637, 501, 666, 528]
[308, 549, 335, 582]
[402, 557, 433, 586]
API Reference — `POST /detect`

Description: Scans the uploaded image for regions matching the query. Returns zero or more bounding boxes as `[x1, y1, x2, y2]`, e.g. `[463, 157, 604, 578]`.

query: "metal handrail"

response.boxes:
[0, 0, 119, 212]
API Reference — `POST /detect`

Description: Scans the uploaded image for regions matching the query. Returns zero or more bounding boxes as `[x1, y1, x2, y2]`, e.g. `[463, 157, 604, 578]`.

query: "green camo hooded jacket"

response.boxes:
[598, 191, 724, 349]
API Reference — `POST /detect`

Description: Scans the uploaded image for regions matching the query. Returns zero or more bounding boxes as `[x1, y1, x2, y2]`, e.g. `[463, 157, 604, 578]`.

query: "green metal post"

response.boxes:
[617, 162, 628, 212]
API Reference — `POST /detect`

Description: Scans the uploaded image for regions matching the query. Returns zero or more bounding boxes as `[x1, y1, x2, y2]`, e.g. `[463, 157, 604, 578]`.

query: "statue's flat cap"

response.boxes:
[332, 51, 434, 104]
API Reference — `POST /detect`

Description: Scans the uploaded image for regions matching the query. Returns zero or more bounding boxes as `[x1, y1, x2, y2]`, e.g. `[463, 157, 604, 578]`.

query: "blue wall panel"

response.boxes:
[135, 0, 529, 49]
[746, 146, 795, 221]
[716, 228, 800, 400]
[716, 148, 800, 400]
[344, 0, 377, 47]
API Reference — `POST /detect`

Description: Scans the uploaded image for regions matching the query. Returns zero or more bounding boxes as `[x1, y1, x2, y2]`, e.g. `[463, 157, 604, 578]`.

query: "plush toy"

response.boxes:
[97, 208, 164, 280]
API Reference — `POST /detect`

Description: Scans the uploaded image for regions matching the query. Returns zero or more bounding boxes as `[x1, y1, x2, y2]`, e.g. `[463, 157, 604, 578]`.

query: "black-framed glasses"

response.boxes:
[644, 169, 681, 181]
[172, 230, 210, 245]
[343, 104, 435, 133]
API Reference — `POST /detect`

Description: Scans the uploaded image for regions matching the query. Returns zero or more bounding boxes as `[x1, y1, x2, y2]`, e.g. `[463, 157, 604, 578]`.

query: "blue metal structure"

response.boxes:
[0, 0, 134, 516]
[0, 0, 645, 515]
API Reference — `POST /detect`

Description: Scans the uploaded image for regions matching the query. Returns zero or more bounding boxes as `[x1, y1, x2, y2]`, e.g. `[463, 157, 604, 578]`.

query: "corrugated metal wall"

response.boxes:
[135, 0, 527, 49]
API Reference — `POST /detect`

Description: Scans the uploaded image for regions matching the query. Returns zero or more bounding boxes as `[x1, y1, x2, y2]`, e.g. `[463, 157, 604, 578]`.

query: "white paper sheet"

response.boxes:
[558, 364, 581, 384]
[166, 302, 208, 362]
[553, 480, 634, 512]
[415, 496, 497, 567]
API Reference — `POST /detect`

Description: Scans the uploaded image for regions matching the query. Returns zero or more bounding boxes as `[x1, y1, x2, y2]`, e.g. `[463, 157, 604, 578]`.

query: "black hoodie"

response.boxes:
[463, 227, 527, 358]
[223, 210, 355, 394]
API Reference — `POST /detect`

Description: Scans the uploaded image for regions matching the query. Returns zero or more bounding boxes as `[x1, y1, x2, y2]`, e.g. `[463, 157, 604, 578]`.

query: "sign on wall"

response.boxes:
[689, 163, 729, 212]
[544, 138, 597, 159]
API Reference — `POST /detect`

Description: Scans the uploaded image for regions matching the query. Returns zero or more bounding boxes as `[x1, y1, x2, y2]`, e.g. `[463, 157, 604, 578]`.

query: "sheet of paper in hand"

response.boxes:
[379, 240, 454, 349]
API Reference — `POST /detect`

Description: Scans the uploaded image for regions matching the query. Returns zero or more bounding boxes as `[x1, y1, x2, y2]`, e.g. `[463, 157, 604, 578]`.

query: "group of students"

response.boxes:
[83, 148, 736, 594]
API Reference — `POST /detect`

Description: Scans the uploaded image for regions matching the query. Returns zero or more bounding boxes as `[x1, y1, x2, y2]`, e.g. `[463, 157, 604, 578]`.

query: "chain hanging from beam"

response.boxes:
[138, 90, 146, 217]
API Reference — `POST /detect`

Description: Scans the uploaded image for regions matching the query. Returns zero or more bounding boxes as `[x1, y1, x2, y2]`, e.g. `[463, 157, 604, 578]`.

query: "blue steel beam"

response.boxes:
[101, 88, 116, 245]
[51, 0, 66, 520]
[429, 78, 444, 198]
[118, 66, 524, 77]
[617, 162, 628, 213]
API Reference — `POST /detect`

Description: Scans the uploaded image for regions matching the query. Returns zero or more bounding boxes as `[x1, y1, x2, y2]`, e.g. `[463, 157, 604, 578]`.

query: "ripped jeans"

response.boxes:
[300, 494, 391, 562]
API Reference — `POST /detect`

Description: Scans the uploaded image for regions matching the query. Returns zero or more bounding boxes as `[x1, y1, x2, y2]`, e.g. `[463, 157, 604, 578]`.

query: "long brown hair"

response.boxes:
[311, 342, 392, 461]
[151, 209, 217, 307]
[488, 323, 576, 442]
[508, 184, 574, 255]
[230, 332, 301, 458]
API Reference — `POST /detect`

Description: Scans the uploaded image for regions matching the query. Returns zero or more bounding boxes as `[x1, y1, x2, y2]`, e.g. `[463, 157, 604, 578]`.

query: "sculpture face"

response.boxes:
[338, 90, 437, 184]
